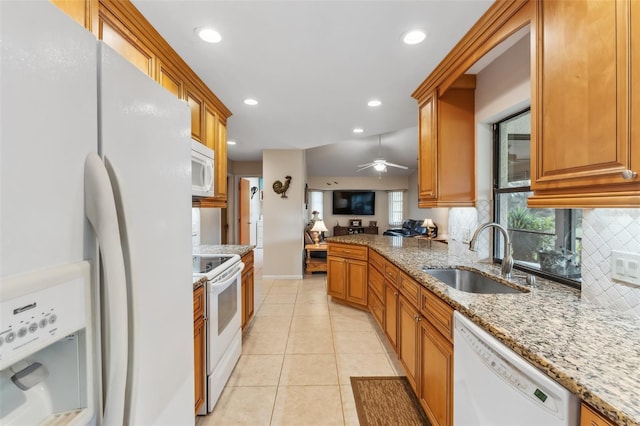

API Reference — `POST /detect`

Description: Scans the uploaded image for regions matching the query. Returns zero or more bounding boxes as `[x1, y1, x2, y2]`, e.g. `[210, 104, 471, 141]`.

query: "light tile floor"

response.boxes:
[196, 249, 404, 426]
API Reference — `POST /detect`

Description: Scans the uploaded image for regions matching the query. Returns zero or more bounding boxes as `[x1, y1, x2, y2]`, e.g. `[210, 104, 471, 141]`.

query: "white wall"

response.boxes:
[263, 149, 306, 279]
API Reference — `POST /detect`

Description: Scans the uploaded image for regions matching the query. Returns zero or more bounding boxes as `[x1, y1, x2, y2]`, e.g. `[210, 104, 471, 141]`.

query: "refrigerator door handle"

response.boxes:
[84, 153, 128, 426]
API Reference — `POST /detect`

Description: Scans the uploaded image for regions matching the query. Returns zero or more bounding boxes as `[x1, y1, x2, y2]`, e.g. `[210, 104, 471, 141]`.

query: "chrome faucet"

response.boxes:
[468, 222, 514, 278]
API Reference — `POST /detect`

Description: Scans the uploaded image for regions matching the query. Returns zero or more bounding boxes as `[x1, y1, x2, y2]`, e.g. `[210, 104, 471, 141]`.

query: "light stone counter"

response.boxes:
[192, 245, 255, 289]
[326, 234, 640, 426]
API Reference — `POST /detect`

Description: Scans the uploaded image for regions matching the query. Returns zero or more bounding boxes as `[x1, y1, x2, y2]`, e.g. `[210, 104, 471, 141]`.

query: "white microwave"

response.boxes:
[192, 139, 214, 197]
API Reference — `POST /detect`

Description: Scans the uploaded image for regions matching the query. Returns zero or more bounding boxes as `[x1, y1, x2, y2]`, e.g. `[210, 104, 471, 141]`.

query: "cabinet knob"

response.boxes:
[622, 170, 638, 180]
[394, 291, 398, 296]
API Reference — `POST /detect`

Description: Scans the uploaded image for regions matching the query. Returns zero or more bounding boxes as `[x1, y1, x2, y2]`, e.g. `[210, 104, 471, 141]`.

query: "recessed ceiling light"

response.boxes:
[353, 128, 364, 134]
[403, 30, 426, 45]
[195, 27, 222, 43]
[243, 98, 258, 106]
[227, 140, 237, 145]
[368, 100, 382, 107]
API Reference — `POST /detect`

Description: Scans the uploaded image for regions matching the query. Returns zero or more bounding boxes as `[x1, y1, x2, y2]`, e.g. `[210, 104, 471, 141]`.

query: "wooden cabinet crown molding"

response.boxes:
[98, 0, 231, 122]
[412, 0, 532, 103]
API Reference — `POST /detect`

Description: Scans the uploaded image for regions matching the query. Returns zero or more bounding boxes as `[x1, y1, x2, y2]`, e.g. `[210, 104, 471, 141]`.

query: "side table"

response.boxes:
[305, 244, 327, 274]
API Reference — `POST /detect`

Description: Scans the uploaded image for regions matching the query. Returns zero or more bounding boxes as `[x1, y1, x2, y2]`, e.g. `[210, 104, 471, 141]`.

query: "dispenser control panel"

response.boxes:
[0, 262, 90, 370]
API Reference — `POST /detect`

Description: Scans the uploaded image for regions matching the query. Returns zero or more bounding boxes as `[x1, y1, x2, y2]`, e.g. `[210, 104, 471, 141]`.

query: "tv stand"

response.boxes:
[333, 226, 378, 236]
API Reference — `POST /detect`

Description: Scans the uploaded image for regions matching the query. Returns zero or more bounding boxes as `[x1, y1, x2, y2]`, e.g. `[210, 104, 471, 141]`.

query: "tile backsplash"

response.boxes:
[449, 205, 640, 319]
[581, 209, 640, 319]
[192, 208, 201, 247]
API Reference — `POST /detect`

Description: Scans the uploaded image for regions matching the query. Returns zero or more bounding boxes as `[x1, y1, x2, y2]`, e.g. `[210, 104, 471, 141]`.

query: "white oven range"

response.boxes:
[193, 253, 244, 414]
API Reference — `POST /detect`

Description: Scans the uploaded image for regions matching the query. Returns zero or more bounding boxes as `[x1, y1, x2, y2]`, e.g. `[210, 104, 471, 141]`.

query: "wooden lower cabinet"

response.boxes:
[383, 282, 399, 351]
[398, 295, 420, 392]
[419, 318, 453, 426]
[193, 285, 205, 414]
[327, 243, 368, 308]
[241, 251, 255, 331]
[580, 403, 615, 426]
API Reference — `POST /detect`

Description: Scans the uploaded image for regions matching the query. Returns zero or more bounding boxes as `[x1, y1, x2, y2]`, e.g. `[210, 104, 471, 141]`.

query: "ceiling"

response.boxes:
[132, 0, 493, 177]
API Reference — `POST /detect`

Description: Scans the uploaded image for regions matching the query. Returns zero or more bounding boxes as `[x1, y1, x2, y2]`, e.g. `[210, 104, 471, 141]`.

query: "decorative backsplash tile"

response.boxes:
[448, 202, 492, 261]
[581, 209, 640, 319]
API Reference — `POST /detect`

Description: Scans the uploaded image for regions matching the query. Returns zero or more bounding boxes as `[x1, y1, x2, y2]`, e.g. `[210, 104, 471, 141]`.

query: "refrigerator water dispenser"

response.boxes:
[0, 262, 95, 425]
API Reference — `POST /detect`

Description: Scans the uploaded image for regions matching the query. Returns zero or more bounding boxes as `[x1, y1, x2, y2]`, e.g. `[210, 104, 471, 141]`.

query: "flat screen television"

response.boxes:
[332, 191, 375, 215]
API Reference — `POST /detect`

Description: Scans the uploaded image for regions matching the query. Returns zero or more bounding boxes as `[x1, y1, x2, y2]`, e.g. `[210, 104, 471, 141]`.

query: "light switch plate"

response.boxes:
[611, 250, 640, 287]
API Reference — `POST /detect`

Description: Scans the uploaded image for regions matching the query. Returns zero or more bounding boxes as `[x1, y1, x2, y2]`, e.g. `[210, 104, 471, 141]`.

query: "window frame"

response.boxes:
[492, 108, 581, 289]
[388, 190, 404, 226]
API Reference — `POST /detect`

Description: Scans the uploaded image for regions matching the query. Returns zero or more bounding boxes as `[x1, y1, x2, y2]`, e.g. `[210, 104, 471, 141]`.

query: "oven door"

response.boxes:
[206, 262, 244, 374]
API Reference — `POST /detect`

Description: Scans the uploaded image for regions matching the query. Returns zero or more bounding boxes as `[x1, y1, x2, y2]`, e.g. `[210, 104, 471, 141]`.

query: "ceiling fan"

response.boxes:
[357, 134, 408, 173]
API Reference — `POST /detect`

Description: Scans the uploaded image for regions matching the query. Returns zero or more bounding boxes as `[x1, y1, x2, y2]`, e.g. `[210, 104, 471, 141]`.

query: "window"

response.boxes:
[388, 191, 404, 226]
[309, 190, 324, 220]
[493, 109, 582, 286]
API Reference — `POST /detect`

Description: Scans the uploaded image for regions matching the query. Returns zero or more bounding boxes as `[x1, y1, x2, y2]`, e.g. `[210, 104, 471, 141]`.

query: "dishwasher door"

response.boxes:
[453, 312, 579, 426]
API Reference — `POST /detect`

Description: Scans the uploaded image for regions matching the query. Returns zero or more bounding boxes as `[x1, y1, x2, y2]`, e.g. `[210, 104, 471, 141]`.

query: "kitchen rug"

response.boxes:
[350, 376, 430, 426]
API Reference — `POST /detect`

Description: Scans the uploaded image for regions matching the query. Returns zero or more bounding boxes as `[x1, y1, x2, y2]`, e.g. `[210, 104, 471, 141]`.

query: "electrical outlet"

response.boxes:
[611, 250, 640, 287]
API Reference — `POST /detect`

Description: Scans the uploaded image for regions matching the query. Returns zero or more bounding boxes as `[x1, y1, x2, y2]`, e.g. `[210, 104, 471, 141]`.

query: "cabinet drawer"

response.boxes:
[368, 265, 384, 299]
[399, 272, 420, 308]
[384, 262, 400, 286]
[369, 250, 386, 273]
[193, 285, 205, 320]
[328, 243, 368, 261]
[241, 249, 254, 266]
[580, 404, 615, 426]
[368, 290, 384, 329]
[421, 289, 453, 342]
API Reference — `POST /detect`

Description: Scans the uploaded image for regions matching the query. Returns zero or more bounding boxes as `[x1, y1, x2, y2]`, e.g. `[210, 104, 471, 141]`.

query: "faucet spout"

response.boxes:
[468, 222, 513, 278]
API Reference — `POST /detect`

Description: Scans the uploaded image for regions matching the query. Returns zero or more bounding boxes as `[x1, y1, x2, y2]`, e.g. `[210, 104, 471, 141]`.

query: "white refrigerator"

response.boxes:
[1, 1, 195, 424]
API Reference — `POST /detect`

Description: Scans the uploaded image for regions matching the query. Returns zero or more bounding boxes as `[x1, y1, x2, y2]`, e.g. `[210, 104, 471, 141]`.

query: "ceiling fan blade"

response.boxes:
[356, 164, 375, 172]
[357, 162, 373, 168]
[384, 161, 408, 169]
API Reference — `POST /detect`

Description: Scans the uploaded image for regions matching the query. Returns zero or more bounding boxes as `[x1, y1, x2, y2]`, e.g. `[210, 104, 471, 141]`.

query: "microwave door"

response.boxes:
[192, 150, 214, 197]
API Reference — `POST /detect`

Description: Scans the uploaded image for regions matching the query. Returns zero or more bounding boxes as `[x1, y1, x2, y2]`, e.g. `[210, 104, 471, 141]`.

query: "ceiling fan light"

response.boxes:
[374, 163, 387, 172]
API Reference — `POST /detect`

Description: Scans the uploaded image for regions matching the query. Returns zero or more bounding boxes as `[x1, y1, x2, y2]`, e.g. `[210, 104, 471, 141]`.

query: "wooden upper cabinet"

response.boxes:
[186, 88, 204, 142]
[98, 6, 155, 78]
[418, 92, 438, 204]
[157, 61, 183, 99]
[215, 120, 228, 201]
[529, 0, 639, 207]
[417, 76, 476, 208]
[50, 0, 98, 33]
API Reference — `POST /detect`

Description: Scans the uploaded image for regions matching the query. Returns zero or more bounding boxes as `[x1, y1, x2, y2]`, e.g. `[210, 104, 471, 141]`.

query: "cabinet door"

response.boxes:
[50, 0, 97, 33]
[531, 0, 638, 205]
[398, 295, 420, 392]
[186, 88, 204, 142]
[244, 267, 254, 328]
[327, 256, 346, 299]
[193, 316, 205, 414]
[419, 319, 453, 426]
[98, 8, 154, 78]
[214, 119, 228, 201]
[157, 61, 183, 99]
[418, 92, 438, 205]
[345, 259, 368, 306]
[384, 283, 399, 351]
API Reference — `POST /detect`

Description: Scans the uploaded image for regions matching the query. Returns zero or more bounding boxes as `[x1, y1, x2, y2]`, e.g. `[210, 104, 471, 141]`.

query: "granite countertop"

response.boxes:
[327, 234, 640, 426]
[194, 244, 255, 257]
[192, 245, 255, 289]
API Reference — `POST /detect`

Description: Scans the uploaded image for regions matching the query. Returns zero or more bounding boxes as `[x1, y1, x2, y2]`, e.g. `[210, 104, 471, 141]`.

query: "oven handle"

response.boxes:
[208, 262, 245, 290]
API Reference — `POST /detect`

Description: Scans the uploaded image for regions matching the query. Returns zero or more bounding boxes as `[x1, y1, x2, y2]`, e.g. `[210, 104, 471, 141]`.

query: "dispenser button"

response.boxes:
[49, 314, 57, 324]
[29, 323, 38, 333]
[6, 332, 15, 343]
[18, 327, 27, 338]
[39, 319, 48, 328]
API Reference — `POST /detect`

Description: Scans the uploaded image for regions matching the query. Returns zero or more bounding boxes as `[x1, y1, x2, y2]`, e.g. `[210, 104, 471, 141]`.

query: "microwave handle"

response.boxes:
[204, 161, 214, 192]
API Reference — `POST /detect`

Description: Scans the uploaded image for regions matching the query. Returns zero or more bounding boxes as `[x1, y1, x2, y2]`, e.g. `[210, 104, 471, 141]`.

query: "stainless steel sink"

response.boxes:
[422, 268, 526, 294]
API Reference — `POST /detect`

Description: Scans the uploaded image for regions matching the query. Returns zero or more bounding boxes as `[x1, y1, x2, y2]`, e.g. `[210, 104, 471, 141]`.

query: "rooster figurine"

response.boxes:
[272, 175, 292, 198]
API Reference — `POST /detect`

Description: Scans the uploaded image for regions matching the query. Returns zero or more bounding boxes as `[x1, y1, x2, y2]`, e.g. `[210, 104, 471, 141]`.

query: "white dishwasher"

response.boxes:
[453, 312, 579, 426]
